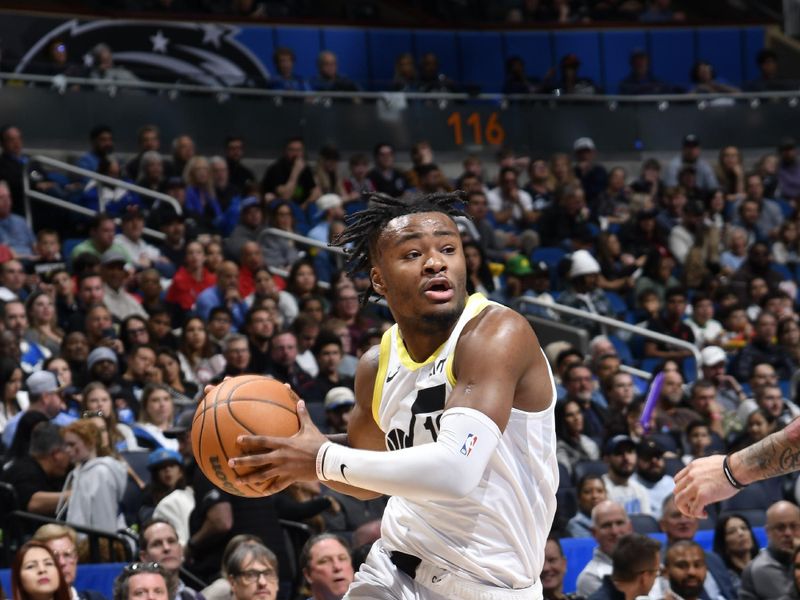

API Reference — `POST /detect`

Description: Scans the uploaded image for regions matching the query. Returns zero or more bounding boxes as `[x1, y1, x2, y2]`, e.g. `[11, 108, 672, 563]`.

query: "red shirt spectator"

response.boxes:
[165, 241, 216, 310]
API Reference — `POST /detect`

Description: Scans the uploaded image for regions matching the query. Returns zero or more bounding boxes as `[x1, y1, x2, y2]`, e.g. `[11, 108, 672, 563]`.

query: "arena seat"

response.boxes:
[604, 291, 628, 318]
[743, 27, 767, 82]
[776, 198, 794, 217]
[503, 31, 553, 81]
[321, 29, 369, 87]
[414, 31, 460, 83]
[720, 478, 783, 513]
[275, 27, 322, 80]
[558, 462, 572, 489]
[602, 30, 646, 94]
[696, 28, 744, 86]
[572, 460, 608, 486]
[366, 29, 413, 89]
[552, 31, 602, 89]
[121, 450, 152, 486]
[556, 487, 579, 522]
[649, 432, 680, 455]
[771, 262, 793, 281]
[718, 508, 767, 528]
[608, 334, 634, 365]
[457, 32, 504, 92]
[650, 28, 695, 91]
[629, 513, 661, 534]
[234, 25, 276, 75]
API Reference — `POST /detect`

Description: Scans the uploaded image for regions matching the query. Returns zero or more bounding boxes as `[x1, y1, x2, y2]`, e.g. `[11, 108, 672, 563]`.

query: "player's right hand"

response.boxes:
[673, 454, 738, 518]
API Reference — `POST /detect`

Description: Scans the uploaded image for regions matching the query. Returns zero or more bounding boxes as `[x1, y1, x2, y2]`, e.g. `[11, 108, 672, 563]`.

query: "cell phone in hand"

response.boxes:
[102, 327, 117, 339]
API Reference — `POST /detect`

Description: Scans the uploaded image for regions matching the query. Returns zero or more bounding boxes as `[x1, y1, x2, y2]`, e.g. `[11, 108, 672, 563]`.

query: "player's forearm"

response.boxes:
[322, 481, 383, 500]
[730, 416, 800, 484]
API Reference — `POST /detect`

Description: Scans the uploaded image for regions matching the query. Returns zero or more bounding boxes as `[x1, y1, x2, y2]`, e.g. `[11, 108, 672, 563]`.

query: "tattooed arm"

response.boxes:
[673, 417, 800, 518]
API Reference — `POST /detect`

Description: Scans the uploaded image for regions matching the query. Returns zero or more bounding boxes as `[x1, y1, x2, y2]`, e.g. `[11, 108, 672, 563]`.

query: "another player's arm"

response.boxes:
[674, 416, 800, 517]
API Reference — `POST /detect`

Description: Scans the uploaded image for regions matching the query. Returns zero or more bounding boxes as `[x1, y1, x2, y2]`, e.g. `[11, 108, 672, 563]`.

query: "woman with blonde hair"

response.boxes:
[714, 145, 745, 202]
[80, 381, 139, 451]
[56, 420, 127, 532]
[184, 156, 223, 231]
[25, 291, 63, 356]
[134, 383, 178, 451]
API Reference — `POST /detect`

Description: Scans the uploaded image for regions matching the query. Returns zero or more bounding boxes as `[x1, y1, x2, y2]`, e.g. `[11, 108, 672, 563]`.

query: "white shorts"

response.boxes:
[344, 539, 543, 600]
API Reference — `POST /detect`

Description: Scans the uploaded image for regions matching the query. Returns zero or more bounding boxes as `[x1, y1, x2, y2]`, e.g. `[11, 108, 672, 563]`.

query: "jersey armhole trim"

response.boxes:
[371, 327, 393, 426]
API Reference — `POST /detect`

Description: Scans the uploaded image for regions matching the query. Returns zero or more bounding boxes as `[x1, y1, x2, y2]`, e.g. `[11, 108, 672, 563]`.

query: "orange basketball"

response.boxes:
[191, 375, 299, 498]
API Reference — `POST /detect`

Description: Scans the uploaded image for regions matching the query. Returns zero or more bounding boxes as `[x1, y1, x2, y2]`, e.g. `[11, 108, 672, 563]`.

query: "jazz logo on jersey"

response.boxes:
[460, 433, 478, 456]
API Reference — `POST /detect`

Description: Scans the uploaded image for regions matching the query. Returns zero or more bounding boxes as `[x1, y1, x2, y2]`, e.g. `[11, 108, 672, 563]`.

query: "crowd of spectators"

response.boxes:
[5, 65, 800, 598]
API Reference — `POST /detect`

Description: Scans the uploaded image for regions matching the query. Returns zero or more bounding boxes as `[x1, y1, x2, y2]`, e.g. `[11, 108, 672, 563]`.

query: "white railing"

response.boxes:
[262, 227, 346, 255]
[515, 296, 703, 380]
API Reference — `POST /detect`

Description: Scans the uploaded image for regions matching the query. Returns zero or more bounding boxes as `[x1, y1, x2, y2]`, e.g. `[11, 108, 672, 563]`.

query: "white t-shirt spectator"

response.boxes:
[486, 187, 533, 224]
[601, 473, 653, 515]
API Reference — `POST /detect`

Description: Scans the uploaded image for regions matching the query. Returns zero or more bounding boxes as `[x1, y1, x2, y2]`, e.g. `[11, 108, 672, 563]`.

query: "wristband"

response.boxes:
[316, 441, 333, 481]
[722, 454, 748, 490]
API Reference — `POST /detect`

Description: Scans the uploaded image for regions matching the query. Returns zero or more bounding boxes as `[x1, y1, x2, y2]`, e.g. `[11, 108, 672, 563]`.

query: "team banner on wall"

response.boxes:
[0, 13, 271, 87]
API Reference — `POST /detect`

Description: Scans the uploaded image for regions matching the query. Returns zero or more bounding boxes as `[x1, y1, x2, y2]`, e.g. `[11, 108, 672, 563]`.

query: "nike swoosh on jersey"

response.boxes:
[386, 368, 400, 382]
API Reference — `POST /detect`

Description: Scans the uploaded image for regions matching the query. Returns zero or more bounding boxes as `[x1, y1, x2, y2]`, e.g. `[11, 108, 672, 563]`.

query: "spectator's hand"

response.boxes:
[230, 400, 327, 495]
[291, 157, 306, 175]
[100, 337, 124, 355]
[620, 253, 635, 266]
[325, 495, 342, 514]
[224, 288, 242, 305]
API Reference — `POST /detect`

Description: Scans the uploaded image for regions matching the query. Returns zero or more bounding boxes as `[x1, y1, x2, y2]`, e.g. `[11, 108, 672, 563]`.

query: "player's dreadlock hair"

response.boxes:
[334, 191, 467, 305]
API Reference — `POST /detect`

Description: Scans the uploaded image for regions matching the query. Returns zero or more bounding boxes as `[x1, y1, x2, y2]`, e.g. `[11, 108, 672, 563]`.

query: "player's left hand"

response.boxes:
[228, 400, 327, 495]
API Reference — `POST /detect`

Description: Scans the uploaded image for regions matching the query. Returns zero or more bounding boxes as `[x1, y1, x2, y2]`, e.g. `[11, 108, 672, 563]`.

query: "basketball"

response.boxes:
[191, 375, 299, 497]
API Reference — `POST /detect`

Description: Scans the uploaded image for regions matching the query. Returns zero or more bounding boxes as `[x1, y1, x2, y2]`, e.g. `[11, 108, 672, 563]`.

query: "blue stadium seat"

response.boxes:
[650, 28, 696, 91]
[503, 31, 553, 80]
[321, 29, 369, 88]
[696, 28, 744, 86]
[558, 462, 572, 490]
[531, 246, 567, 270]
[664, 457, 684, 477]
[366, 29, 413, 89]
[629, 513, 661, 534]
[604, 291, 628, 318]
[682, 355, 697, 383]
[556, 488, 579, 522]
[771, 262, 793, 281]
[63, 238, 85, 264]
[720, 479, 783, 512]
[639, 357, 662, 373]
[650, 432, 680, 455]
[719, 508, 766, 528]
[572, 460, 608, 486]
[775, 198, 794, 217]
[457, 32, 505, 92]
[552, 31, 602, 89]
[608, 334, 634, 365]
[274, 27, 321, 79]
[233, 26, 276, 78]
[743, 27, 766, 82]
[413, 31, 460, 82]
[602, 30, 646, 94]
[780, 379, 792, 399]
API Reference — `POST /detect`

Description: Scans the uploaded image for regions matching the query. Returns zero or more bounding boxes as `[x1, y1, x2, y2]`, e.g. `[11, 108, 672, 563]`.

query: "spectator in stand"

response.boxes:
[659, 495, 736, 600]
[213, 334, 251, 382]
[567, 475, 608, 538]
[734, 311, 794, 382]
[320, 386, 355, 435]
[730, 242, 785, 305]
[308, 194, 344, 245]
[100, 250, 147, 321]
[542, 53, 600, 95]
[588, 533, 662, 600]
[76, 124, 114, 174]
[224, 136, 255, 195]
[658, 541, 709, 600]
[70, 213, 128, 262]
[558, 250, 613, 338]
[261, 137, 319, 208]
[134, 383, 178, 451]
[700, 345, 747, 412]
[561, 363, 608, 443]
[404, 141, 435, 190]
[225, 197, 265, 261]
[0, 180, 36, 257]
[286, 259, 324, 305]
[210, 156, 238, 211]
[0, 126, 57, 216]
[740, 501, 800, 600]
[619, 49, 670, 95]
[772, 221, 800, 266]
[33, 523, 107, 600]
[264, 331, 311, 391]
[0, 422, 70, 518]
[136, 151, 165, 194]
[417, 52, 457, 93]
[0, 259, 27, 302]
[690, 61, 740, 94]
[195, 261, 248, 330]
[460, 190, 506, 262]
[630, 438, 675, 518]
[115, 210, 165, 271]
[166, 135, 195, 180]
[165, 241, 214, 313]
[243, 306, 273, 373]
[538, 184, 593, 249]
[776, 137, 800, 201]
[502, 56, 539, 94]
[178, 316, 225, 386]
[125, 125, 160, 181]
[10, 541, 72, 600]
[3, 370, 70, 448]
[268, 47, 310, 92]
[687, 294, 723, 348]
[139, 518, 204, 600]
[576, 500, 633, 597]
[593, 167, 631, 225]
[643, 287, 694, 360]
[487, 166, 535, 230]
[0, 357, 24, 435]
[25, 291, 63, 357]
[634, 248, 679, 307]
[112, 562, 169, 600]
[302, 332, 353, 404]
[555, 398, 600, 474]
[259, 201, 300, 270]
[664, 135, 719, 192]
[88, 43, 139, 89]
[392, 52, 418, 91]
[744, 49, 797, 92]
[715, 146, 746, 202]
[462, 241, 496, 298]
[300, 534, 355, 600]
[367, 143, 408, 198]
[312, 50, 359, 92]
[601, 371, 638, 415]
[183, 157, 222, 233]
[712, 514, 759, 595]
[732, 173, 783, 241]
[541, 538, 574, 600]
[601, 435, 652, 516]
[225, 541, 279, 600]
[55, 419, 127, 531]
[573, 137, 608, 205]
[640, 0, 685, 21]
[342, 153, 375, 205]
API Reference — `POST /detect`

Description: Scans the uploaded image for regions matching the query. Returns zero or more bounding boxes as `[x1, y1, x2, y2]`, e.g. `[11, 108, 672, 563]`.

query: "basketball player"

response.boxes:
[229, 192, 558, 599]
[674, 416, 800, 518]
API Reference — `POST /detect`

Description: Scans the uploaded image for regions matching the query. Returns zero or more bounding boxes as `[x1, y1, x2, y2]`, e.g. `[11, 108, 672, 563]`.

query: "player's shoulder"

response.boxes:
[464, 301, 534, 342]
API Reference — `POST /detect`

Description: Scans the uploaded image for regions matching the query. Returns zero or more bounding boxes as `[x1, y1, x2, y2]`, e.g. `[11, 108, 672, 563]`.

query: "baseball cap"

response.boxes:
[316, 193, 343, 212]
[27, 371, 61, 395]
[121, 208, 144, 222]
[700, 346, 727, 367]
[683, 134, 700, 147]
[604, 434, 636, 456]
[568, 249, 600, 279]
[531, 260, 550, 278]
[164, 411, 194, 438]
[87, 346, 119, 371]
[637, 438, 665, 460]
[147, 448, 183, 471]
[505, 255, 534, 277]
[100, 249, 128, 266]
[240, 196, 260, 211]
[573, 137, 595, 152]
[324, 387, 356, 411]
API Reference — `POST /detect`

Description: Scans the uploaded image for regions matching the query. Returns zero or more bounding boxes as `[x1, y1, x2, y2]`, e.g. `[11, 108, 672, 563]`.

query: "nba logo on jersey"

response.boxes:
[460, 433, 478, 456]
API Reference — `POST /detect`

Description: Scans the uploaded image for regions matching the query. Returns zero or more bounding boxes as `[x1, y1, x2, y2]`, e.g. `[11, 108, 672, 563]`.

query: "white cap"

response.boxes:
[701, 346, 727, 367]
[568, 249, 601, 279]
[574, 137, 595, 151]
[324, 386, 355, 411]
[316, 193, 343, 212]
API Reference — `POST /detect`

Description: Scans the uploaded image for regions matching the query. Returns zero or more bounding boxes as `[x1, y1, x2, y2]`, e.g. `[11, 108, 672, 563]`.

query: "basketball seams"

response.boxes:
[193, 397, 298, 418]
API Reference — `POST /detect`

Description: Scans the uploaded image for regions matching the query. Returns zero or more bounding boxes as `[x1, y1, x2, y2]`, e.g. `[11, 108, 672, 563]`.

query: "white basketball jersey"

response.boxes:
[372, 293, 558, 588]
